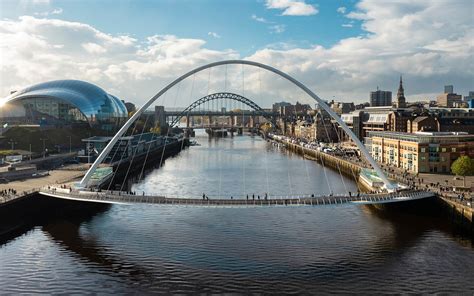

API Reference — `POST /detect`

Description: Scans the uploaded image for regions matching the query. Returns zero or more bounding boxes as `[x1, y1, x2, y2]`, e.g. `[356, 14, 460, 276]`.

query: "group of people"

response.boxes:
[201, 193, 271, 200]
[246, 193, 268, 201]
[0, 188, 17, 196]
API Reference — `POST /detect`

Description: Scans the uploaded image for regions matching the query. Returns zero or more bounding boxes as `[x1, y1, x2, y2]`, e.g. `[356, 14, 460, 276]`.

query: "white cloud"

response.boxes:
[1, 0, 472, 107]
[246, 0, 474, 102]
[82, 42, 107, 54]
[265, 0, 318, 16]
[341, 23, 353, 28]
[251, 14, 271, 24]
[251, 14, 287, 35]
[207, 31, 221, 38]
[34, 7, 63, 17]
[269, 24, 286, 34]
[337, 7, 346, 14]
[51, 8, 63, 14]
[31, 0, 50, 4]
[0, 16, 238, 106]
[33, 11, 49, 16]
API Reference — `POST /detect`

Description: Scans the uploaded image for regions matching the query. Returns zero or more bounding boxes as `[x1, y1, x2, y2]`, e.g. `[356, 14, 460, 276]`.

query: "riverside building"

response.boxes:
[365, 131, 474, 173]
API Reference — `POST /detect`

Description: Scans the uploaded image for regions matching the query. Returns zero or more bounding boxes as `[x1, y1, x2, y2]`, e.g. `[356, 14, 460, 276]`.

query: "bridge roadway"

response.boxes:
[39, 188, 434, 207]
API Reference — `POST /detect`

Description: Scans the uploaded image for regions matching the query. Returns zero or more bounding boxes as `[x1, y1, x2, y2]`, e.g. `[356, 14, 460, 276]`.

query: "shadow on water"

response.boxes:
[37, 204, 472, 293]
[1, 194, 472, 293]
[362, 198, 473, 248]
[0, 194, 111, 245]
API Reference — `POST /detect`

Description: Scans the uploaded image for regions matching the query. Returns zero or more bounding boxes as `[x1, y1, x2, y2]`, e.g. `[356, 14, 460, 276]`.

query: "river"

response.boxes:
[1, 131, 473, 294]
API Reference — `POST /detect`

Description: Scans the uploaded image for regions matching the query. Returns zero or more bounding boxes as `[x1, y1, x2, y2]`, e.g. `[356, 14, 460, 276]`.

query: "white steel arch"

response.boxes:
[79, 60, 395, 190]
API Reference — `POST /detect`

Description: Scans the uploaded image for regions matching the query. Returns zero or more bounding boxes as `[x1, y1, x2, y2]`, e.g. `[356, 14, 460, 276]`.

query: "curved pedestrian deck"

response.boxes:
[39, 189, 434, 207]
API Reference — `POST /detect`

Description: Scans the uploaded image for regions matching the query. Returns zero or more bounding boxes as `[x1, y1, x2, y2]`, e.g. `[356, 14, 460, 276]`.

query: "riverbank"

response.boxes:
[0, 138, 188, 206]
[266, 133, 473, 231]
[0, 138, 187, 241]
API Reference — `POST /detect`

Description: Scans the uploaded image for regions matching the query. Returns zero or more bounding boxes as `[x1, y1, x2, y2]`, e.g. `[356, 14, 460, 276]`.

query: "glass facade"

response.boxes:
[0, 80, 128, 131]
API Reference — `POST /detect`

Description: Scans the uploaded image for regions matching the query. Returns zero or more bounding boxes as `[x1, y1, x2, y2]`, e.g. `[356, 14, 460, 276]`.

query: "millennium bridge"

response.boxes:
[37, 60, 434, 206]
[39, 188, 433, 207]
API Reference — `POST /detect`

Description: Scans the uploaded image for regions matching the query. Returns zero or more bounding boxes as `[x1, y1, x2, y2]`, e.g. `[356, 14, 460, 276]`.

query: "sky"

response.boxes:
[0, 0, 473, 108]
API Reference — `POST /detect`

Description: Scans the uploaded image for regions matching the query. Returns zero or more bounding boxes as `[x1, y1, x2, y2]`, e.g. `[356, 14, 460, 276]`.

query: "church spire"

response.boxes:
[396, 75, 406, 108]
[398, 75, 404, 97]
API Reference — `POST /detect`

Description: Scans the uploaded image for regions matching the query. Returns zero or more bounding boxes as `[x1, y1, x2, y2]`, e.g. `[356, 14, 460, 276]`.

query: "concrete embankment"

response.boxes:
[268, 135, 473, 234]
[439, 196, 473, 223]
[270, 137, 363, 181]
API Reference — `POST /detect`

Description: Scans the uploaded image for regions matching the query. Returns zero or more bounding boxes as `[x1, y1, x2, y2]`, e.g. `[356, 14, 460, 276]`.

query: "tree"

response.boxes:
[260, 122, 273, 135]
[451, 156, 474, 187]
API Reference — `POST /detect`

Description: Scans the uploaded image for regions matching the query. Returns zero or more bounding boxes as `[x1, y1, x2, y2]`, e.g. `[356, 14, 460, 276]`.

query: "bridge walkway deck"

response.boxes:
[39, 189, 434, 207]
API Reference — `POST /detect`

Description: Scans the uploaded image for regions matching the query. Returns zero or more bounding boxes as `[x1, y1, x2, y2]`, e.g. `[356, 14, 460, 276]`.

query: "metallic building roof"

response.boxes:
[2, 79, 127, 126]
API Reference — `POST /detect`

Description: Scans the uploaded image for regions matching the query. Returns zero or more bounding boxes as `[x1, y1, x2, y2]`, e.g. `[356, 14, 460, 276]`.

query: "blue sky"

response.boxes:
[0, 0, 472, 106]
[1, 0, 362, 54]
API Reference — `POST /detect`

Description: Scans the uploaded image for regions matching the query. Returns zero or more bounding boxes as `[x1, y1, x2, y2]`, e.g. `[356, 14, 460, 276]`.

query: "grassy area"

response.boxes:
[0, 150, 20, 156]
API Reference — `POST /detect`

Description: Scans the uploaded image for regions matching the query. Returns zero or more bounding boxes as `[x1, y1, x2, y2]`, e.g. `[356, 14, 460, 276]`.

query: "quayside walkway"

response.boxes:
[39, 188, 434, 207]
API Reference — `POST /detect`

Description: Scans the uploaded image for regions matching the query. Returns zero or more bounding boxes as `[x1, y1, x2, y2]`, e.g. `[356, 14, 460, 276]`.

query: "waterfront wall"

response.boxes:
[440, 196, 473, 223]
[274, 139, 362, 181]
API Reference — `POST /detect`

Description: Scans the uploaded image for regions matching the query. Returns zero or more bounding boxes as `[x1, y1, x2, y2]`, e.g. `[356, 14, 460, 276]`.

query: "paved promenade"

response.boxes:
[0, 165, 86, 204]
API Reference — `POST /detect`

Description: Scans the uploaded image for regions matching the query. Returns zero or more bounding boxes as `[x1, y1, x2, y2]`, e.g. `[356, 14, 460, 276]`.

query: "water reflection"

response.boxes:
[132, 132, 358, 198]
[1, 133, 473, 294]
[29, 201, 473, 294]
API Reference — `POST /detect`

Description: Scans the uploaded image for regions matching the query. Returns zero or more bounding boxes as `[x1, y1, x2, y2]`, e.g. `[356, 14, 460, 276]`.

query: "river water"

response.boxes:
[1, 132, 473, 294]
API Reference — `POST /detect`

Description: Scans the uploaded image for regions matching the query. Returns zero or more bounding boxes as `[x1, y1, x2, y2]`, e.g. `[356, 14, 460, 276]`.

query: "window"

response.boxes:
[421, 148, 426, 152]
[452, 147, 456, 152]
[442, 148, 446, 152]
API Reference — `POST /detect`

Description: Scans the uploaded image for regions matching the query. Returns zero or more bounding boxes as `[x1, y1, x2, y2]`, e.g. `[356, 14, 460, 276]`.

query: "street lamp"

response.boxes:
[7, 139, 17, 151]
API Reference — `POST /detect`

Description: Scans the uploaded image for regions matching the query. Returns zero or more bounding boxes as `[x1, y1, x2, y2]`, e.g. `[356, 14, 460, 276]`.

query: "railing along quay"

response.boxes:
[39, 189, 434, 207]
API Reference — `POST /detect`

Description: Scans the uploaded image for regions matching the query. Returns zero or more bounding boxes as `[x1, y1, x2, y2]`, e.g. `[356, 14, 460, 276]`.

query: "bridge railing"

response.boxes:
[39, 187, 433, 206]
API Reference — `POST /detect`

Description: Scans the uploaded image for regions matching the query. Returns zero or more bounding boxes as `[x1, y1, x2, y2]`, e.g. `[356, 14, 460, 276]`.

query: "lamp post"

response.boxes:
[7, 139, 17, 151]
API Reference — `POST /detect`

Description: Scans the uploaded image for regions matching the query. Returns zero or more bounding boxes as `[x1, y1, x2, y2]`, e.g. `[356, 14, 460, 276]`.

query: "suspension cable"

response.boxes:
[157, 82, 182, 171]
[241, 64, 246, 197]
[259, 68, 271, 196]
[119, 111, 151, 192]
[310, 111, 332, 194]
[106, 114, 141, 191]
[332, 114, 363, 194]
[317, 109, 348, 193]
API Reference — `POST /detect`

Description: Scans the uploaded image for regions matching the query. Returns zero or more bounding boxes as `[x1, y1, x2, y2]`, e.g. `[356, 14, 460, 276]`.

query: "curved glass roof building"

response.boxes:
[0, 80, 128, 131]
